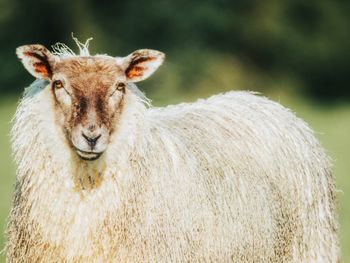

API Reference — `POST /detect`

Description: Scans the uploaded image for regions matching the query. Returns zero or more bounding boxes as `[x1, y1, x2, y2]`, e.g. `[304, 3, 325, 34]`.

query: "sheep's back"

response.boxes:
[142, 91, 337, 261]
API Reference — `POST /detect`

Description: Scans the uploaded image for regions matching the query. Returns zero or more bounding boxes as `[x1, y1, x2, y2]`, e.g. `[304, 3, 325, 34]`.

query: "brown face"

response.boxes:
[52, 57, 126, 160]
[17, 44, 165, 161]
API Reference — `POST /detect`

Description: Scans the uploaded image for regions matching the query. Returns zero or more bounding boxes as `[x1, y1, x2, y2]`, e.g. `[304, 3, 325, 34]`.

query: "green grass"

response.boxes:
[0, 98, 17, 262]
[0, 94, 349, 262]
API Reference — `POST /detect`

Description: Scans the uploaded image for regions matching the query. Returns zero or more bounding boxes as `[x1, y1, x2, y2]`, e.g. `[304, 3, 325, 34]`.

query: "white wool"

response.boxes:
[6, 45, 339, 262]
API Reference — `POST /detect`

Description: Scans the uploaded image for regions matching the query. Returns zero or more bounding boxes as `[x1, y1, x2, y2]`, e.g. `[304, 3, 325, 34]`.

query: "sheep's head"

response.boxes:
[16, 44, 165, 161]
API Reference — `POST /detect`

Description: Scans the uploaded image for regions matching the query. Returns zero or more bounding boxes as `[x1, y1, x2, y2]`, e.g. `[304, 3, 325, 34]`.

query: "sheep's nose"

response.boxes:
[82, 133, 101, 147]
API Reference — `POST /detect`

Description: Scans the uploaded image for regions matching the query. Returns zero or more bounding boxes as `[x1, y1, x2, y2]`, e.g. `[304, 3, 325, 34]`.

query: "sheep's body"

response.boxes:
[7, 80, 338, 262]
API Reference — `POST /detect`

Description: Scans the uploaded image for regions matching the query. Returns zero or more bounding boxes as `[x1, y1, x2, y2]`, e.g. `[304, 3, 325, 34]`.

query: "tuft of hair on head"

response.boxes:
[51, 33, 93, 58]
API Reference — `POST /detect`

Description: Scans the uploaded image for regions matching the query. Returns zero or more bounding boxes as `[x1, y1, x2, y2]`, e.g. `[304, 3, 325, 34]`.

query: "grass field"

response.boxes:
[0, 94, 349, 262]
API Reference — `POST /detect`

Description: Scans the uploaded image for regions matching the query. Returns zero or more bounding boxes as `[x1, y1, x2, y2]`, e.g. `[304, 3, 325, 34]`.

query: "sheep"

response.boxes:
[6, 39, 339, 263]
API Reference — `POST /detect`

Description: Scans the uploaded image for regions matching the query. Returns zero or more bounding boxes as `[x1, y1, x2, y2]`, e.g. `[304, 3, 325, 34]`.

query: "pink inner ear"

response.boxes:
[33, 62, 50, 77]
[126, 66, 145, 78]
[23, 50, 52, 78]
[125, 56, 156, 79]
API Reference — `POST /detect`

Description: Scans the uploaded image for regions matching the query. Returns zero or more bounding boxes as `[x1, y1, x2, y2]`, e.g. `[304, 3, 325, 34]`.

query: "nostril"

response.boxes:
[82, 133, 101, 147]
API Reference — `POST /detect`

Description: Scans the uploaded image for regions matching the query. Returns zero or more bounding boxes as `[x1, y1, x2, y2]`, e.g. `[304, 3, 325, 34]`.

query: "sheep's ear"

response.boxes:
[16, 44, 56, 80]
[120, 49, 165, 82]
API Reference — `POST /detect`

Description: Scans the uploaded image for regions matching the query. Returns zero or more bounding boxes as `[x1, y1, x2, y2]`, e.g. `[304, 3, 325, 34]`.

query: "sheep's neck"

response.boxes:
[72, 158, 107, 191]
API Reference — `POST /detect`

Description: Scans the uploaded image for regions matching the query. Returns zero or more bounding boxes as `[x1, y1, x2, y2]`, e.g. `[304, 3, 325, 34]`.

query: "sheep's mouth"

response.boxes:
[75, 149, 104, 161]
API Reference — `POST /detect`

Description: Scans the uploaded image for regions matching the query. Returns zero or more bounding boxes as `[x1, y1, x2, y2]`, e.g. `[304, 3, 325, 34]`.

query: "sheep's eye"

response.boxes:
[110, 83, 125, 97]
[116, 82, 126, 91]
[53, 80, 64, 89]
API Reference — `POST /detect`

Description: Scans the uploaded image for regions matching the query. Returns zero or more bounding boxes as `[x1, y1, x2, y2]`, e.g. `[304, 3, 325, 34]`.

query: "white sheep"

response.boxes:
[6, 39, 339, 262]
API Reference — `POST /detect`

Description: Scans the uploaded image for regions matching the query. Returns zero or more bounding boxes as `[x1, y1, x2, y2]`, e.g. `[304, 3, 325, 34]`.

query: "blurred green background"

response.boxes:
[0, 0, 349, 261]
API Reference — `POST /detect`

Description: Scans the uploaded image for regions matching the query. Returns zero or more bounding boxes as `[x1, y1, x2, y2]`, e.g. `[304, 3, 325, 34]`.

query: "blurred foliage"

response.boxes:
[0, 0, 350, 101]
